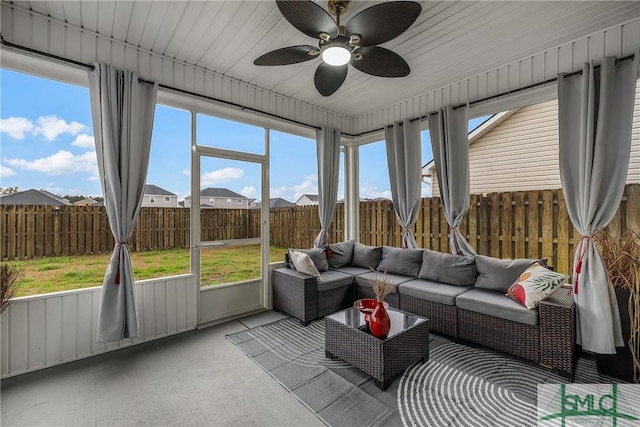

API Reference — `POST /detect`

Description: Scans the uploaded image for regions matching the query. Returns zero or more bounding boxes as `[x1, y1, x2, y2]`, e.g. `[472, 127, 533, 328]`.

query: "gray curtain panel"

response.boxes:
[428, 106, 476, 256]
[313, 127, 341, 248]
[558, 53, 639, 354]
[385, 119, 422, 249]
[88, 63, 158, 343]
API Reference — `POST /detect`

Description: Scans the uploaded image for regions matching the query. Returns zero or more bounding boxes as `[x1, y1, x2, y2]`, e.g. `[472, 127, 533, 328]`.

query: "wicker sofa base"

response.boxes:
[457, 288, 575, 379]
[400, 294, 458, 337]
[458, 308, 541, 362]
[318, 285, 353, 318]
[273, 267, 353, 326]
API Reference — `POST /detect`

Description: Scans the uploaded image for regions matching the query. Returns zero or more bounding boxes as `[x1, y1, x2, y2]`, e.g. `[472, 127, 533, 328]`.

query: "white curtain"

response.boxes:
[558, 53, 639, 354]
[385, 119, 422, 249]
[313, 127, 341, 248]
[428, 106, 476, 256]
[88, 63, 158, 343]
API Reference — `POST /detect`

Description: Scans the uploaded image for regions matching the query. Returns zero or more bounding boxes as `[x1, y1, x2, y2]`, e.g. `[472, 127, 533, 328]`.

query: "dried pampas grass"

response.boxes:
[593, 230, 640, 382]
[369, 269, 394, 302]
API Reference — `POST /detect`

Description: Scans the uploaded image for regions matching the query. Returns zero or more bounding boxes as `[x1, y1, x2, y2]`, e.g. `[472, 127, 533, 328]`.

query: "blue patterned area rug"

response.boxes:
[226, 317, 615, 427]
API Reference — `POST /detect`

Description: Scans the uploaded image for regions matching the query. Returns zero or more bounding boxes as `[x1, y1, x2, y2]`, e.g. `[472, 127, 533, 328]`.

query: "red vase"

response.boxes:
[369, 300, 391, 339]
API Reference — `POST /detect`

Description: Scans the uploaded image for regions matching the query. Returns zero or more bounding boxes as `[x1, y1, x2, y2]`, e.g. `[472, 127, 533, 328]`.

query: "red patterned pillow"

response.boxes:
[506, 262, 569, 309]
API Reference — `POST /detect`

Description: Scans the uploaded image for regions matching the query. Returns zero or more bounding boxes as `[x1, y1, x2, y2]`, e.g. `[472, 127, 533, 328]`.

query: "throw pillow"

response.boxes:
[474, 255, 539, 293]
[327, 240, 355, 268]
[377, 246, 423, 277]
[506, 262, 569, 309]
[418, 249, 476, 286]
[288, 247, 329, 272]
[289, 250, 322, 281]
[352, 242, 382, 269]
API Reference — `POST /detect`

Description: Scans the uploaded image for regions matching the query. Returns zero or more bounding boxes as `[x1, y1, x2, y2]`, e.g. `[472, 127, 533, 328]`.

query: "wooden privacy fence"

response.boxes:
[2, 184, 639, 276]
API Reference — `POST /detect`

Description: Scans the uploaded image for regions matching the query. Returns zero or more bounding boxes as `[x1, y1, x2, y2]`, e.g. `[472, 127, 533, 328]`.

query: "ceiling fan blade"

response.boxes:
[314, 63, 348, 97]
[276, 0, 339, 39]
[346, 1, 422, 47]
[351, 46, 410, 78]
[254, 46, 319, 66]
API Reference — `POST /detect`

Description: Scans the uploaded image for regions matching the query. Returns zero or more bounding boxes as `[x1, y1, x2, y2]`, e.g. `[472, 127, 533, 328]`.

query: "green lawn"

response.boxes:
[6, 245, 288, 297]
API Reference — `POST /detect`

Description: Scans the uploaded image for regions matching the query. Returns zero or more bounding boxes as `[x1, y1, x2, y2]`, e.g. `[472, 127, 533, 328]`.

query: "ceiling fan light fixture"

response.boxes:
[322, 45, 351, 66]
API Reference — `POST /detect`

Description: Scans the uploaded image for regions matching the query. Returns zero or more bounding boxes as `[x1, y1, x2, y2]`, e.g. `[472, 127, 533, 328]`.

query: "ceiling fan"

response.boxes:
[254, 0, 422, 97]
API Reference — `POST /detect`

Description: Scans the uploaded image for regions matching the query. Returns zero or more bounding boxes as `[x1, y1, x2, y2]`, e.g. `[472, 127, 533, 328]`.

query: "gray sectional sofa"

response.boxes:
[272, 240, 576, 378]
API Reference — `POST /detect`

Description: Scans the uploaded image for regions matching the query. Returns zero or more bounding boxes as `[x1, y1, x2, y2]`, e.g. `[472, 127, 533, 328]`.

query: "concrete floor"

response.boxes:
[1, 311, 324, 427]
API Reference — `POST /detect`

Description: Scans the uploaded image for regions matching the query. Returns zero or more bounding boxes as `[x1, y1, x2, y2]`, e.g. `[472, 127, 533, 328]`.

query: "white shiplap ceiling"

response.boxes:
[10, 1, 640, 118]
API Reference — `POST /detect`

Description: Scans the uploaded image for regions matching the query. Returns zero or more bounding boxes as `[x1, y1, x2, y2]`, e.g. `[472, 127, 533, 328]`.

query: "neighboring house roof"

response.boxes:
[422, 110, 517, 176]
[144, 184, 176, 196]
[185, 188, 247, 199]
[269, 198, 294, 208]
[295, 194, 319, 205]
[74, 198, 97, 205]
[255, 198, 294, 208]
[0, 189, 72, 206]
[202, 187, 246, 198]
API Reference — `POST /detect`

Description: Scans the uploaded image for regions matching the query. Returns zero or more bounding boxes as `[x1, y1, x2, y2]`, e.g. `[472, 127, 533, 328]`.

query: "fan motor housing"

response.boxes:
[328, 0, 349, 17]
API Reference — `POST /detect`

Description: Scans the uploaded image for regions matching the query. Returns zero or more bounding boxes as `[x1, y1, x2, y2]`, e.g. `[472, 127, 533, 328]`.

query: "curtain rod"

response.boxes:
[2, 37, 635, 139]
[349, 53, 636, 139]
[0, 37, 323, 133]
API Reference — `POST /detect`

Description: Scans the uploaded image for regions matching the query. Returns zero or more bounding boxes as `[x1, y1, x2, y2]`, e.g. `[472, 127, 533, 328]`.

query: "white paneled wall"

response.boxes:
[1, 276, 197, 378]
[352, 18, 640, 135]
[0, 2, 351, 132]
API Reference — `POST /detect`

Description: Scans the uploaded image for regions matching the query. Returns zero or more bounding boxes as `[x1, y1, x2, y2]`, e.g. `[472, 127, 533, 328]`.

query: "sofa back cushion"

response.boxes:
[474, 255, 537, 293]
[288, 247, 329, 272]
[418, 249, 476, 286]
[327, 240, 355, 268]
[352, 242, 382, 270]
[377, 246, 423, 277]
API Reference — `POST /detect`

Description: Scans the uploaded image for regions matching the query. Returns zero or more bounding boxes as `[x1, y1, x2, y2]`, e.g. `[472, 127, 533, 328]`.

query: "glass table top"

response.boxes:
[327, 306, 427, 340]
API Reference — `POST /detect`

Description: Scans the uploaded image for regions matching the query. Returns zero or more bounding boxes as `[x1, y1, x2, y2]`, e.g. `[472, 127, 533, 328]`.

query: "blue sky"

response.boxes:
[1, 69, 487, 202]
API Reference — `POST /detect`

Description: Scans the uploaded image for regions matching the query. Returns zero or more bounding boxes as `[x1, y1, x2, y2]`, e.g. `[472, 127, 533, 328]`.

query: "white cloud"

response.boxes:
[201, 167, 244, 186]
[1, 115, 90, 142]
[42, 183, 64, 195]
[59, 187, 85, 197]
[360, 184, 392, 200]
[34, 115, 87, 141]
[240, 186, 257, 198]
[4, 150, 98, 176]
[0, 117, 34, 139]
[270, 175, 318, 202]
[182, 169, 190, 176]
[0, 165, 16, 177]
[71, 134, 95, 148]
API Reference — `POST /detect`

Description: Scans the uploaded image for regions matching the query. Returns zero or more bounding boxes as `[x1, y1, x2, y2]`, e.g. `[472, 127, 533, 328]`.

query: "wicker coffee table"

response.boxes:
[325, 306, 430, 390]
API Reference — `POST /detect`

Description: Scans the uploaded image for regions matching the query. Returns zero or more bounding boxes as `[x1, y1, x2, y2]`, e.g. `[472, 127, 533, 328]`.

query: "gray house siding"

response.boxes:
[428, 81, 640, 196]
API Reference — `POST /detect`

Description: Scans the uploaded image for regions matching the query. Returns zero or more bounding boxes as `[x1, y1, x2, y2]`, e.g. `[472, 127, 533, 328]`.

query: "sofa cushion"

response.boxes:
[289, 250, 322, 280]
[377, 246, 423, 277]
[399, 279, 472, 306]
[506, 262, 569, 309]
[327, 240, 355, 268]
[289, 247, 329, 272]
[331, 266, 371, 277]
[474, 255, 537, 293]
[317, 270, 354, 292]
[352, 242, 382, 269]
[355, 272, 413, 293]
[456, 288, 538, 326]
[418, 249, 476, 286]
